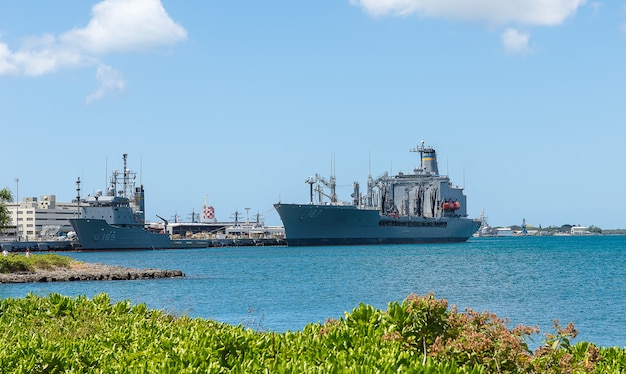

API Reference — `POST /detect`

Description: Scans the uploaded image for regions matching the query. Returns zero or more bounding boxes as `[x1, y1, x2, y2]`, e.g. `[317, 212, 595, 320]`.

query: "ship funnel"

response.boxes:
[411, 141, 439, 175]
[421, 146, 439, 175]
[134, 185, 146, 224]
[135, 185, 145, 212]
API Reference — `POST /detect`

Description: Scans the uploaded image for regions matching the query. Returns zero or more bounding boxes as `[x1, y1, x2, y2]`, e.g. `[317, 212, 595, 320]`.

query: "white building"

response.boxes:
[4, 195, 80, 240]
[496, 227, 513, 237]
[571, 226, 590, 235]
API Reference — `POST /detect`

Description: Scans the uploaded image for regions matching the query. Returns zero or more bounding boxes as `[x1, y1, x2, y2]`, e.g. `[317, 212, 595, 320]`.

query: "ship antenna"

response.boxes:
[122, 153, 128, 198]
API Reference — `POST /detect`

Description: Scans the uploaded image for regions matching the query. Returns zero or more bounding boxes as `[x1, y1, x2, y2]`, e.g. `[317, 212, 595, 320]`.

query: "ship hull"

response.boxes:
[274, 203, 481, 246]
[69, 218, 172, 250]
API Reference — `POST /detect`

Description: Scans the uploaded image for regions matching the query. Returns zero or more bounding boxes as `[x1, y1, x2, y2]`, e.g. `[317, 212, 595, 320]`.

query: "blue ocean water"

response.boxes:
[1, 235, 624, 348]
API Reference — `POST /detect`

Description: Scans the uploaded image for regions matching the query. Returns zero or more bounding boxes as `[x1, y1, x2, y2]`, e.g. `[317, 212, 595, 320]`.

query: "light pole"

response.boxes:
[14, 178, 19, 241]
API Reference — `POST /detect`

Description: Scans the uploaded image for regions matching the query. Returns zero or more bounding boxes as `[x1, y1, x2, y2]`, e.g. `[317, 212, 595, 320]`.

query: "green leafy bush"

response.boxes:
[0, 293, 623, 373]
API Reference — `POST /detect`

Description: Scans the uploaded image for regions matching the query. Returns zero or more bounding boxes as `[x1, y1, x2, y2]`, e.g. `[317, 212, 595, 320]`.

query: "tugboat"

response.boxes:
[274, 141, 481, 246]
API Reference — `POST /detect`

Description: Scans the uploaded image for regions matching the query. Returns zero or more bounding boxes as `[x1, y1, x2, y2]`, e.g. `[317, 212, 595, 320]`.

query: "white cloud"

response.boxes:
[86, 64, 126, 104]
[0, 40, 18, 75]
[501, 28, 530, 54]
[61, 0, 187, 54]
[350, 0, 586, 26]
[0, 0, 186, 101]
[0, 35, 90, 77]
[350, 0, 584, 54]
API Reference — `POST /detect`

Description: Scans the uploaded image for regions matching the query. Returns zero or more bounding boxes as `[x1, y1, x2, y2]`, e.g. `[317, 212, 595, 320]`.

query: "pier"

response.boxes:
[1, 237, 286, 253]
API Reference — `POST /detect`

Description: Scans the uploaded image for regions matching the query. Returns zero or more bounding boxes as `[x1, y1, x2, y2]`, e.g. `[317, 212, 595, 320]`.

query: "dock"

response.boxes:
[1, 237, 286, 253]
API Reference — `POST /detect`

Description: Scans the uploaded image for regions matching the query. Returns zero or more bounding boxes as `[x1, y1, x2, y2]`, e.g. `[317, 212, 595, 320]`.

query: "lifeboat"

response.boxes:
[442, 200, 461, 211]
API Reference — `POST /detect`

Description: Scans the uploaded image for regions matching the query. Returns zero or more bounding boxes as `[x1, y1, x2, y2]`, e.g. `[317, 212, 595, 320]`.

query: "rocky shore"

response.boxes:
[0, 262, 185, 283]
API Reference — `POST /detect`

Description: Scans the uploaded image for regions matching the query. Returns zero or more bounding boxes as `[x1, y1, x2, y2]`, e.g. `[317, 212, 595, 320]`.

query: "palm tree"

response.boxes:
[0, 188, 13, 232]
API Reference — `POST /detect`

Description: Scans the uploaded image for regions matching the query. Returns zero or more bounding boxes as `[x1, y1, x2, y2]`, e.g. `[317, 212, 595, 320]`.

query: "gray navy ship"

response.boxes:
[69, 154, 173, 250]
[69, 154, 285, 250]
[274, 142, 481, 246]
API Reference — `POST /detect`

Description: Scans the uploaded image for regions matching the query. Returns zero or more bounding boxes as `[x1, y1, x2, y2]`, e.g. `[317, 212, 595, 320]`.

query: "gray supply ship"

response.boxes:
[274, 142, 481, 246]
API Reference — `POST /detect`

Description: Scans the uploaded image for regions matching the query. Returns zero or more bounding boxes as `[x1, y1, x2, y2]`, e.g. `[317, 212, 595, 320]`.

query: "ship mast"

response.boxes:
[306, 177, 315, 204]
[75, 177, 81, 217]
[123, 153, 128, 198]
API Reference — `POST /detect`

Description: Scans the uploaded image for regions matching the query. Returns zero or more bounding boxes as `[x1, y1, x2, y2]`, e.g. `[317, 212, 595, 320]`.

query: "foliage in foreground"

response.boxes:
[0, 253, 72, 273]
[0, 293, 624, 373]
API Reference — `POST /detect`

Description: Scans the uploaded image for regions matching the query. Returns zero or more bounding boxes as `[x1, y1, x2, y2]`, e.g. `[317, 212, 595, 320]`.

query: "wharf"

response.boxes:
[1, 237, 286, 253]
[171, 237, 286, 248]
[1, 241, 80, 252]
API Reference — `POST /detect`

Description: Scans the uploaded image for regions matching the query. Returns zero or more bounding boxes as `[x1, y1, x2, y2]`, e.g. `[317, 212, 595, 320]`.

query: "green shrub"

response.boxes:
[0, 253, 72, 273]
[0, 293, 623, 373]
[0, 257, 29, 273]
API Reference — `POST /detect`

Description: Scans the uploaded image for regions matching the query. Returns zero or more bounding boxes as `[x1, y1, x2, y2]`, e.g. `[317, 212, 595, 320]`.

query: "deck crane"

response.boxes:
[313, 173, 337, 204]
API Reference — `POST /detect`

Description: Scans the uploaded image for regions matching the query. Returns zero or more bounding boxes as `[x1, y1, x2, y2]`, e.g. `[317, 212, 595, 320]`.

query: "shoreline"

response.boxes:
[0, 262, 184, 283]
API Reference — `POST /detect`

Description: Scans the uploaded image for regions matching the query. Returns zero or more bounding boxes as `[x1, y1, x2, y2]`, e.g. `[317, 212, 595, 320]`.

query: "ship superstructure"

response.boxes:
[274, 141, 481, 246]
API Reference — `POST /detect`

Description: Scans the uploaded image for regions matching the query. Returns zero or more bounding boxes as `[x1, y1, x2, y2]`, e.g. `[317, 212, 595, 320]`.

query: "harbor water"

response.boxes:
[1, 235, 625, 348]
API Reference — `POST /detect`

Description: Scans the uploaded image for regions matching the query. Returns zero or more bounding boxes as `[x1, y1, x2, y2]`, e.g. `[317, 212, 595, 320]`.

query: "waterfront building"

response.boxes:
[3, 195, 80, 240]
[496, 227, 513, 237]
[570, 226, 590, 235]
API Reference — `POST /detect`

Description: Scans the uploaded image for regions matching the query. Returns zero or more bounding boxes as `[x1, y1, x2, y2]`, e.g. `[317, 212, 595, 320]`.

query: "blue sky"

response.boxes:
[1, 0, 624, 229]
